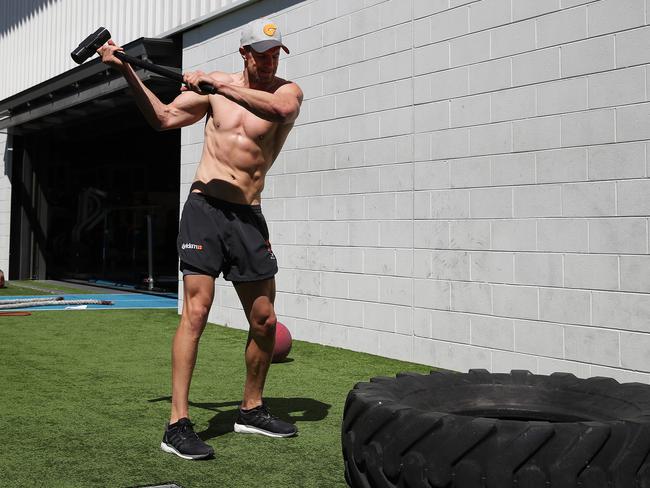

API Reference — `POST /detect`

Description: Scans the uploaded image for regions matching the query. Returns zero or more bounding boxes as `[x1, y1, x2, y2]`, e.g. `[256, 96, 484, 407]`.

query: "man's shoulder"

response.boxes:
[274, 76, 298, 87]
[208, 71, 238, 83]
[273, 77, 302, 94]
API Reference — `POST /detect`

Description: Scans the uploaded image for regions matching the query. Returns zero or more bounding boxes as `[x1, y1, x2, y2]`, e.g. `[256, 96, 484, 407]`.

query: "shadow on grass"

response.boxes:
[148, 396, 331, 440]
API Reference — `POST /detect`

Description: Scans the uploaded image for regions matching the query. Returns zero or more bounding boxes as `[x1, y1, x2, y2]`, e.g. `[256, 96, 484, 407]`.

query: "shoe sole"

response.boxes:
[160, 441, 213, 460]
[233, 422, 297, 438]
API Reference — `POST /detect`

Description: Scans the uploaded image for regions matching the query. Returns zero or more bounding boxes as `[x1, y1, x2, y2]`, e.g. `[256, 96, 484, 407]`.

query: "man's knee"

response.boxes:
[263, 310, 278, 332]
[251, 303, 277, 336]
[182, 299, 211, 336]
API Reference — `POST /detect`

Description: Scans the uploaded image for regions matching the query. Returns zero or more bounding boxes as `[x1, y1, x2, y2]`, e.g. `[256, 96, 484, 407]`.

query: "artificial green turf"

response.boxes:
[0, 280, 94, 297]
[0, 309, 432, 488]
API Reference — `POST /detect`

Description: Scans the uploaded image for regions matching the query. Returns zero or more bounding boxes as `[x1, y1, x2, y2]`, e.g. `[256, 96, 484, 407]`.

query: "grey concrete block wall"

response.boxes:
[178, 0, 650, 383]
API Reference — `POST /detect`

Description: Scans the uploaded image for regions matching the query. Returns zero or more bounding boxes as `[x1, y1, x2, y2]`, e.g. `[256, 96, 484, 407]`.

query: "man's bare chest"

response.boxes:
[208, 96, 277, 141]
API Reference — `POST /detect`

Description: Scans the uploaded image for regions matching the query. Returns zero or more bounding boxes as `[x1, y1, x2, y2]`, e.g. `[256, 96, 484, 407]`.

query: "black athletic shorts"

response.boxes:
[177, 192, 278, 282]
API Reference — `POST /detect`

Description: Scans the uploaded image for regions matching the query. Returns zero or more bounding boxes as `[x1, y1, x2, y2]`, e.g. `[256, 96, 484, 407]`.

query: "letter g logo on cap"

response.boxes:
[263, 23, 277, 36]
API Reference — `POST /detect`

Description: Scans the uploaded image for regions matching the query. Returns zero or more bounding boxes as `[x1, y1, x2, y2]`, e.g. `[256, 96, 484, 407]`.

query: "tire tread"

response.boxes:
[342, 370, 650, 488]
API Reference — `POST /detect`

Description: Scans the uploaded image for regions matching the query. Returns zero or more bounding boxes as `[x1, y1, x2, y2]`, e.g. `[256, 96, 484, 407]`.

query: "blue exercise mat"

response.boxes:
[0, 293, 178, 311]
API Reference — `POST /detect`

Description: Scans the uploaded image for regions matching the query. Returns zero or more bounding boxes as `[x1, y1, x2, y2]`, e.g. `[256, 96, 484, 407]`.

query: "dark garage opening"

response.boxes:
[4, 37, 183, 293]
[17, 113, 179, 290]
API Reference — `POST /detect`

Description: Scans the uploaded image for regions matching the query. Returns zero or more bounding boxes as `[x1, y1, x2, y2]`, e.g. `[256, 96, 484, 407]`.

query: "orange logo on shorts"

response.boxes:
[263, 23, 277, 36]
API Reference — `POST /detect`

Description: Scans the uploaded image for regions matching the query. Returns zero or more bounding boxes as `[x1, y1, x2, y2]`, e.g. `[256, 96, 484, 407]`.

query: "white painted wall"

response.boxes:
[178, 0, 650, 383]
[0, 0, 254, 101]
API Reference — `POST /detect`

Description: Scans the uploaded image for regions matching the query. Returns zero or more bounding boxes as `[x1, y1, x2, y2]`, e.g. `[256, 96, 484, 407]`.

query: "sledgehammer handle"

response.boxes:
[114, 51, 216, 94]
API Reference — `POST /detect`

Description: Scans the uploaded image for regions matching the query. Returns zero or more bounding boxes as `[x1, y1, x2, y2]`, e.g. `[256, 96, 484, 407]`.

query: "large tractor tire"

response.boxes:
[342, 369, 650, 488]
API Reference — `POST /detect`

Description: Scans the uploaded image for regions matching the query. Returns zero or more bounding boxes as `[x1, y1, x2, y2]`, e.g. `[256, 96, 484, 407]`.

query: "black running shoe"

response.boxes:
[160, 418, 214, 460]
[234, 404, 298, 438]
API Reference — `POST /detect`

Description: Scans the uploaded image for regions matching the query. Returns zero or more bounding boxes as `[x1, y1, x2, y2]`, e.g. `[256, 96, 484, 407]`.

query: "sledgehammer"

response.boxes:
[71, 27, 216, 94]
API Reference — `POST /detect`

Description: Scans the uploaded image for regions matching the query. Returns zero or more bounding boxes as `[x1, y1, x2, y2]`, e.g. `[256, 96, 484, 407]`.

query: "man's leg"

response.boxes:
[171, 273, 215, 422]
[234, 278, 276, 410]
[160, 273, 216, 460]
[233, 278, 297, 437]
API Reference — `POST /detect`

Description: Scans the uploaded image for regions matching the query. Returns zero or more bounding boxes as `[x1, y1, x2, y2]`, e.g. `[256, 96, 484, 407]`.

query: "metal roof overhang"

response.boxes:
[0, 37, 182, 134]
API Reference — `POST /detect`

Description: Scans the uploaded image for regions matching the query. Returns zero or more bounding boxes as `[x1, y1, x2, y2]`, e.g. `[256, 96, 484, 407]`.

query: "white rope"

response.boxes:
[0, 299, 113, 310]
[0, 296, 64, 305]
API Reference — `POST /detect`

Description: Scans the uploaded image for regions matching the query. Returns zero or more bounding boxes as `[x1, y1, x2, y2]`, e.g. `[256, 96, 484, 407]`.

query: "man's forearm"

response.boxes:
[119, 64, 169, 130]
[214, 82, 297, 124]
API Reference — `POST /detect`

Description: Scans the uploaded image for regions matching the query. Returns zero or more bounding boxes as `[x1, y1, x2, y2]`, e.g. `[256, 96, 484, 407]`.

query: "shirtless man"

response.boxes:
[98, 18, 303, 460]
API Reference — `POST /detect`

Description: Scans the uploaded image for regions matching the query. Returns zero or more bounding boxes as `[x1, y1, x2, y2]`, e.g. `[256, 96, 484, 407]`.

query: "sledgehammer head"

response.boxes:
[71, 27, 111, 64]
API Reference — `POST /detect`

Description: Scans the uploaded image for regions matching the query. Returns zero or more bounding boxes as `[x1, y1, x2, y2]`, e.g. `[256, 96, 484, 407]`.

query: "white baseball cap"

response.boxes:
[240, 18, 290, 54]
